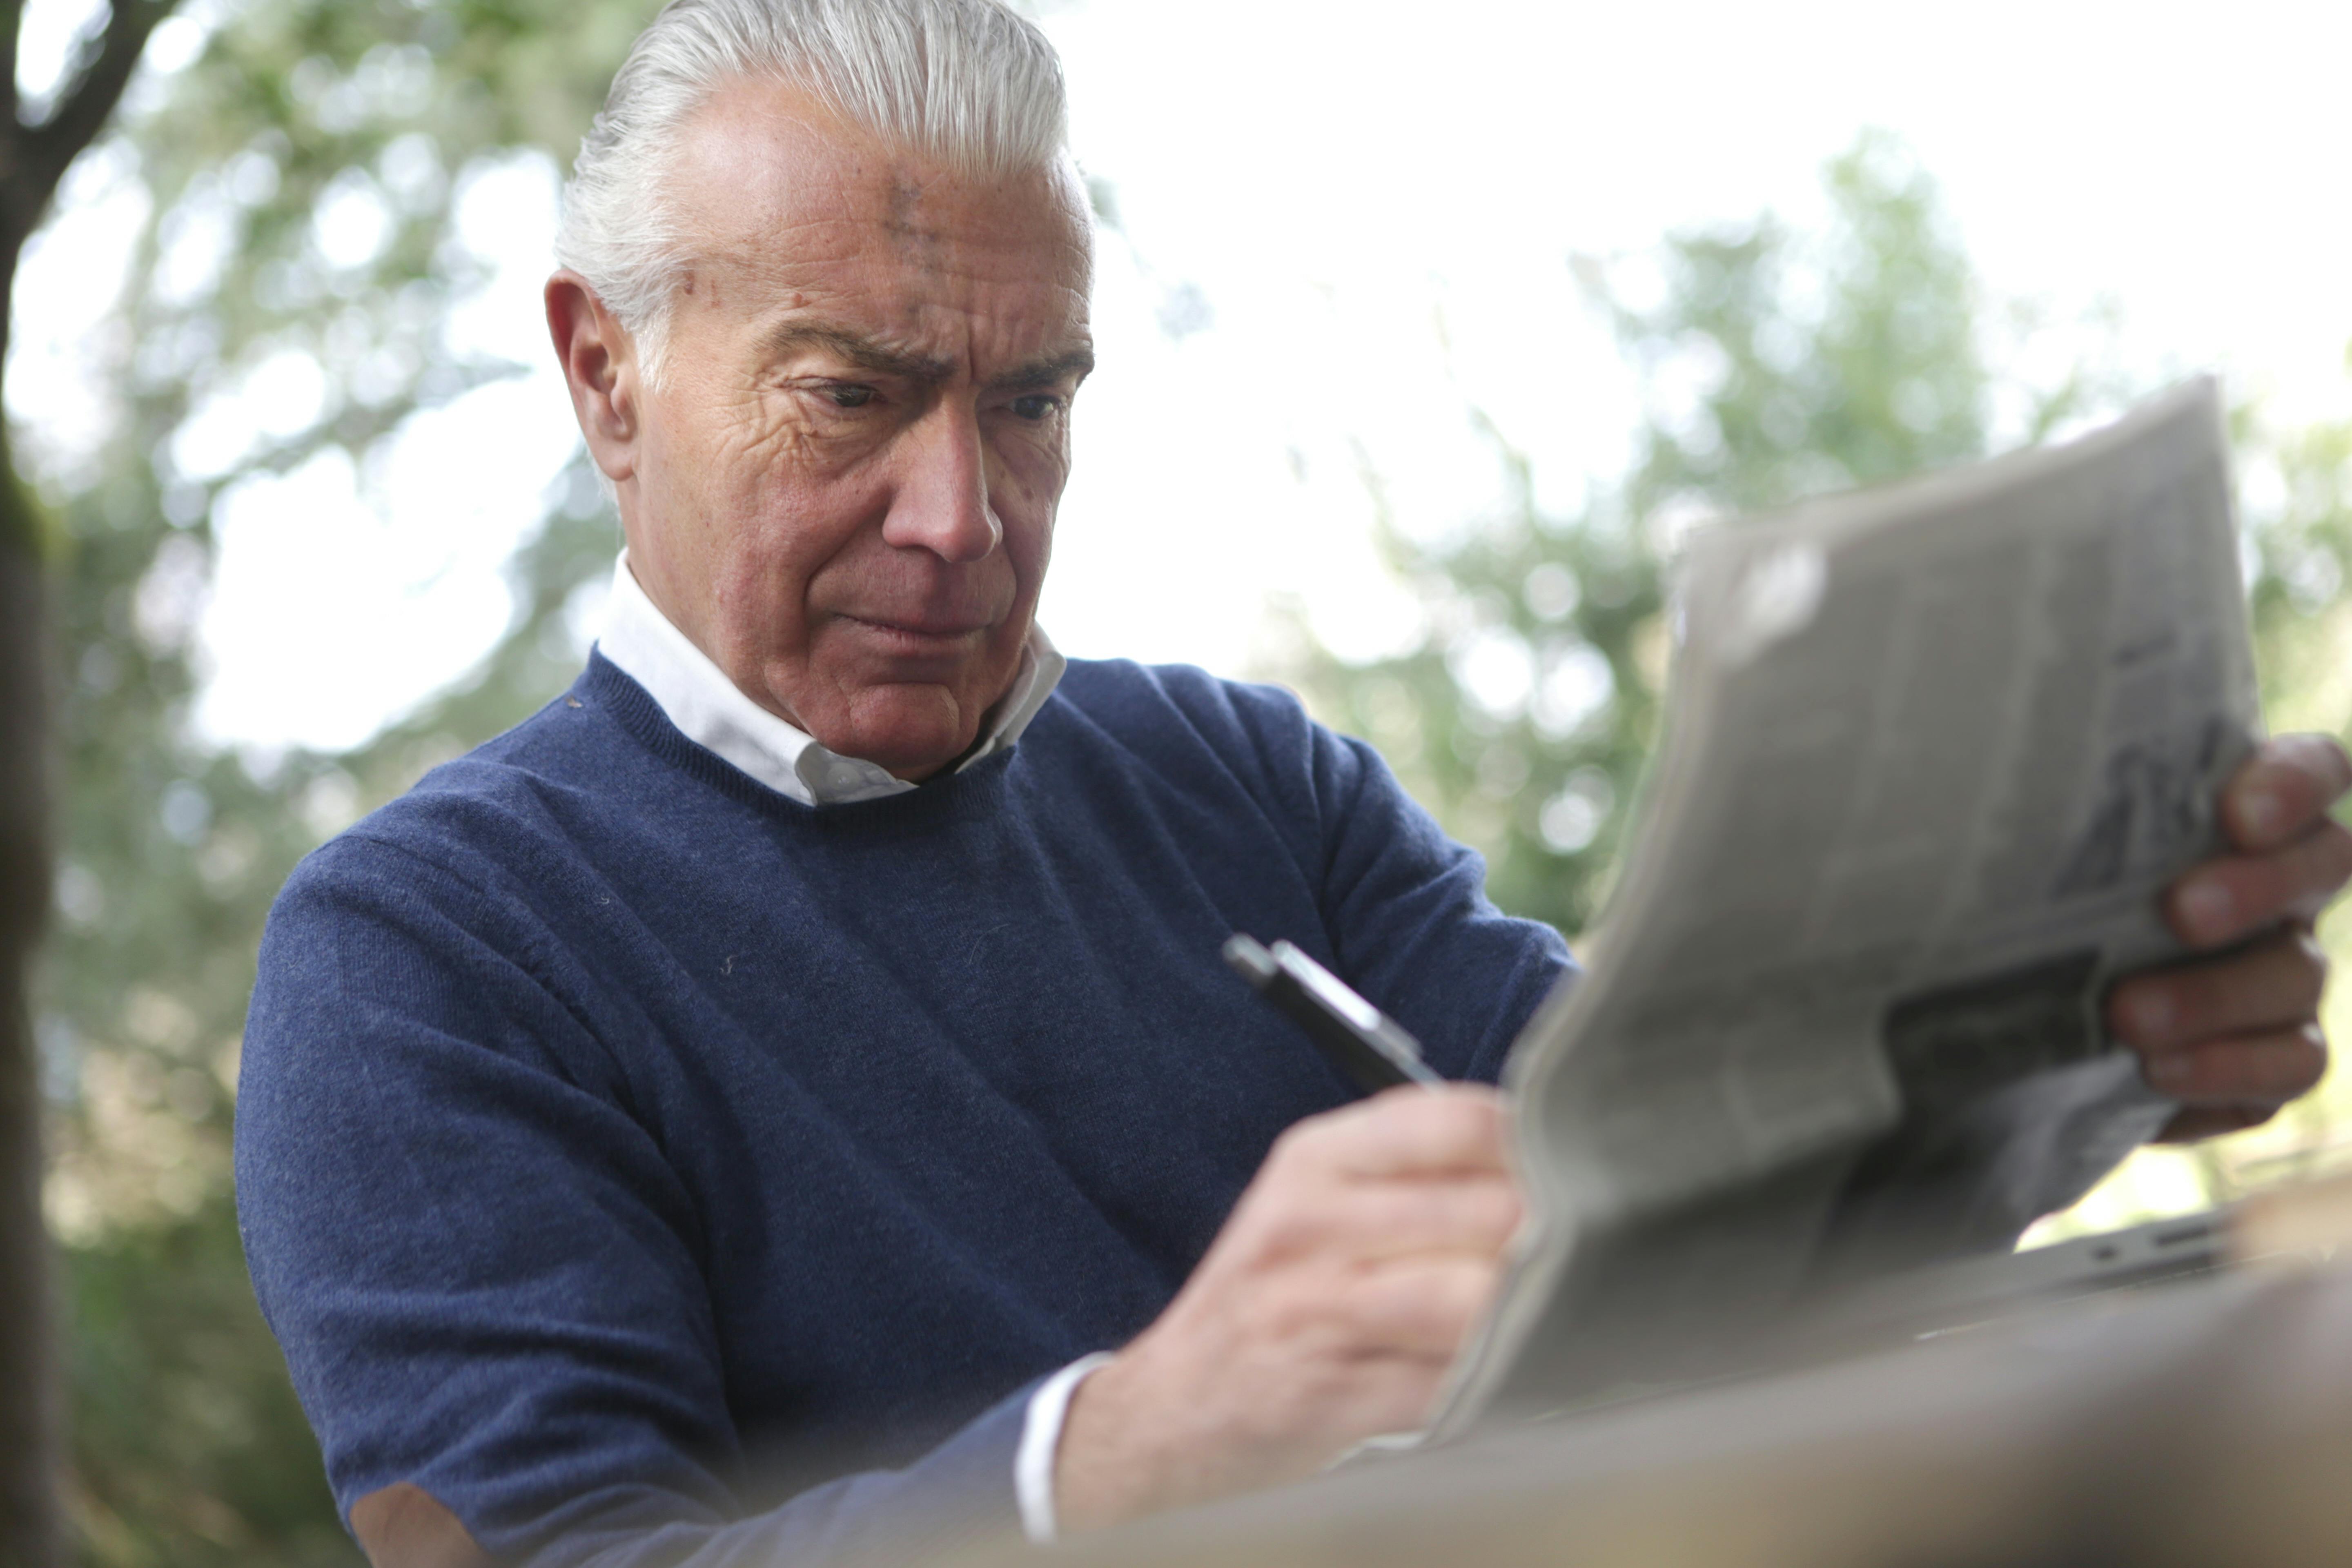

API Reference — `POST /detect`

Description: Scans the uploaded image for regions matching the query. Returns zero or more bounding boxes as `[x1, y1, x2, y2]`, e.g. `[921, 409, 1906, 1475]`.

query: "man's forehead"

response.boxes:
[659, 79, 1092, 376]
[668, 78, 1091, 289]
[708, 235, 1092, 379]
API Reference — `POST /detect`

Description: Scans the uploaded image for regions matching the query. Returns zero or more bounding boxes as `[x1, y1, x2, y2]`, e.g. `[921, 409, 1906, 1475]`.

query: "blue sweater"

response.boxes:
[236, 654, 1571, 1566]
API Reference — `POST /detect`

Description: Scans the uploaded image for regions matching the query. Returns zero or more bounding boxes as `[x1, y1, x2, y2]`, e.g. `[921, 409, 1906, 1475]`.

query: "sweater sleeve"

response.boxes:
[1294, 709, 1576, 1086]
[234, 836, 1030, 1568]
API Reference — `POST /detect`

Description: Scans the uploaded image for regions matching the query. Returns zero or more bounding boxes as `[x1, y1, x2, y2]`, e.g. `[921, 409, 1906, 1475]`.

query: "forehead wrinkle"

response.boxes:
[665, 96, 1095, 392]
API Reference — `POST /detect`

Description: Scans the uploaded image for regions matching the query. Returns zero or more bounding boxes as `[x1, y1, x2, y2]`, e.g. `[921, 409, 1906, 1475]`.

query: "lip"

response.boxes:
[837, 613, 994, 645]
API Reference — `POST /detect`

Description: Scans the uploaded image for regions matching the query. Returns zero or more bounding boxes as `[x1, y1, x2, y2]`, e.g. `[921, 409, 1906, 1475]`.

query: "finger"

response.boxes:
[1252, 1344, 1463, 1458]
[1276, 1085, 1511, 1181]
[1332, 1254, 1506, 1358]
[1256, 1174, 1521, 1265]
[1245, 1351, 1456, 1465]
[2223, 734, 2352, 852]
[2107, 929, 2326, 1051]
[1313, 1356, 1459, 1446]
[2154, 1105, 2276, 1144]
[2140, 1023, 2328, 1108]
[2166, 820, 2352, 947]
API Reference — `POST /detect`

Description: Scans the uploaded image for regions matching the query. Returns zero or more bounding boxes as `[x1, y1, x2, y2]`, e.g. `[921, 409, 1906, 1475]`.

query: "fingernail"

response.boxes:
[2241, 789, 2282, 840]
[2180, 883, 2233, 938]
[2129, 991, 2174, 1040]
[2146, 1053, 2194, 1092]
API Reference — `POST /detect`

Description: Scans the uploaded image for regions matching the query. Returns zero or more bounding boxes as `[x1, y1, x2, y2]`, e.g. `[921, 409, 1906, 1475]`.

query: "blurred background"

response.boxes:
[11, 0, 2352, 1560]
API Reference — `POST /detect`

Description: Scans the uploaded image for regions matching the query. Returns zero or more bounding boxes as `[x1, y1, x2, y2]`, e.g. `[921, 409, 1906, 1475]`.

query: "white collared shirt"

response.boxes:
[591, 552, 1104, 1539]
[594, 552, 1066, 806]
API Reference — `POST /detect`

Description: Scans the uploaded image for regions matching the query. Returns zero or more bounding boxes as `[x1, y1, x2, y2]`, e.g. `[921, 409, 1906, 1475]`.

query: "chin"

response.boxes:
[828, 685, 982, 780]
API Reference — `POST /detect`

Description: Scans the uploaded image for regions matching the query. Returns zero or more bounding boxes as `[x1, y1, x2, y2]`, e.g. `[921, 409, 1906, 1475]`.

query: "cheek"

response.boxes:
[708, 399, 888, 547]
[704, 513, 840, 664]
[645, 388, 806, 552]
[706, 392, 826, 490]
[987, 427, 1070, 539]
[696, 405, 895, 644]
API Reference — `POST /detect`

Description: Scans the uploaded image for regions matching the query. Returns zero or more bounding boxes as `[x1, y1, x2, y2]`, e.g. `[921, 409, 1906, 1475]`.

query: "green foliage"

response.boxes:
[1288, 132, 2141, 939]
[35, 3, 658, 1561]
[1616, 136, 1985, 519]
[2242, 388, 2352, 741]
[63, 1203, 350, 1566]
[1290, 127, 2352, 1242]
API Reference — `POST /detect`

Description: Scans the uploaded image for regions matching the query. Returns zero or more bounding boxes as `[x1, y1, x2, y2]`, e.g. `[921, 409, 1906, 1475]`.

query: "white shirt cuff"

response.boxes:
[1014, 1352, 1116, 1543]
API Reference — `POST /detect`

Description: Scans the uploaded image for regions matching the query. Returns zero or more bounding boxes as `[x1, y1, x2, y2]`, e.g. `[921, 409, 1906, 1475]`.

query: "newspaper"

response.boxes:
[1436, 378, 2258, 1433]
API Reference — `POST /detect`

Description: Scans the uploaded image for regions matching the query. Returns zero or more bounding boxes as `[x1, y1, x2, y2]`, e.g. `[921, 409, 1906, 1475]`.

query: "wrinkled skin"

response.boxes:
[543, 77, 2352, 1538]
[549, 78, 1094, 779]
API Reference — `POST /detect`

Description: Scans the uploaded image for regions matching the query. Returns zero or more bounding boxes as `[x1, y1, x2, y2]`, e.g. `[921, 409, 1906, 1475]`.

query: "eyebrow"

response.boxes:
[989, 347, 1096, 392]
[760, 321, 1094, 391]
[761, 323, 953, 382]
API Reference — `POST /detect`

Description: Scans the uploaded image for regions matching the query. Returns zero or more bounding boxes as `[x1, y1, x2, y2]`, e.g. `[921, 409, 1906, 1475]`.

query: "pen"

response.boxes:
[1223, 933, 1444, 1096]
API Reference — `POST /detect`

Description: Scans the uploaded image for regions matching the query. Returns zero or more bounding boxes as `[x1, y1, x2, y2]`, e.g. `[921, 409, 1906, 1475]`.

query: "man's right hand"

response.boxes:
[1053, 1085, 1523, 1532]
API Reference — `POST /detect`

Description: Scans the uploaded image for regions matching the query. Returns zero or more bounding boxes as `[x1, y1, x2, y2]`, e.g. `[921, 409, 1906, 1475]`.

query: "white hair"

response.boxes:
[555, 0, 1073, 385]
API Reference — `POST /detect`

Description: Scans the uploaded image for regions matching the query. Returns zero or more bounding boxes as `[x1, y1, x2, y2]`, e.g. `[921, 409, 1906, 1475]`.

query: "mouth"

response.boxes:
[835, 613, 995, 655]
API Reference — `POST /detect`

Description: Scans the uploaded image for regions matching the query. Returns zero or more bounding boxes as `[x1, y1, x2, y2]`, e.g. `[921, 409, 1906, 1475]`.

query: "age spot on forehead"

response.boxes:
[883, 172, 949, 257]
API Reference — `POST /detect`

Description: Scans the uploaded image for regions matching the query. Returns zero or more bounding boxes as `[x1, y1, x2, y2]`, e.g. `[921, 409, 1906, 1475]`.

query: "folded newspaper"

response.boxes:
[1437, 377, 2258, 1433]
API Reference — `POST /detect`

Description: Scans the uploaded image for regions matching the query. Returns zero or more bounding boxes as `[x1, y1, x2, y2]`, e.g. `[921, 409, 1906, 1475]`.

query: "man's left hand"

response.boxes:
[2108, 734, 2352, 1142]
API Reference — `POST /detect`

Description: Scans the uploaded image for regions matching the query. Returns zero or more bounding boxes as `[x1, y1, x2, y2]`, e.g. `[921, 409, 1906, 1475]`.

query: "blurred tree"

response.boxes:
[1288, 129, 2136, 940]
[2246, 393, 2352, 733]
[1287, 129, 2352, 1229]
[3, 4, 193, 1564]
[25, 2, 653, 1561]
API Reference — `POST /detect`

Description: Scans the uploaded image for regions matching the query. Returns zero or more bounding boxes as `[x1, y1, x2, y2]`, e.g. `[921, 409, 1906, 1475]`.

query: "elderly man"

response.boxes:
[236, 1, 2351, 1564]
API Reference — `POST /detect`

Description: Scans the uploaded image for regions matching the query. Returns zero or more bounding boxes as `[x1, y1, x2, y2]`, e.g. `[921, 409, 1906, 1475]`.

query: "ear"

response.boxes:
[546, 270, 644, 486]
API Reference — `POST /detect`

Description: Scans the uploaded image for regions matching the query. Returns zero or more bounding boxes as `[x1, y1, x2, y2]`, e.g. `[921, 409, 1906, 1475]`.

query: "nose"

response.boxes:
[880, 404, 1002, 564]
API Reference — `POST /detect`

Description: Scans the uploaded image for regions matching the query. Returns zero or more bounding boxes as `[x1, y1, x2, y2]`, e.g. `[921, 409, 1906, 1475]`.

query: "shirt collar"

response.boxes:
[594, 552, 1065, 807]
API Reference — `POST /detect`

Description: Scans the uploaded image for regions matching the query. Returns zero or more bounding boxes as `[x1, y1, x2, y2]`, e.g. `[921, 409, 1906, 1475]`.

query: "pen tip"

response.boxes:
[1222, 933, 1276, 982]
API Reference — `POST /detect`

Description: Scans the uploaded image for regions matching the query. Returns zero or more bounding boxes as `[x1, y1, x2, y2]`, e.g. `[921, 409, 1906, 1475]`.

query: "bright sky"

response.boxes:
[15, 0, 2352, 754]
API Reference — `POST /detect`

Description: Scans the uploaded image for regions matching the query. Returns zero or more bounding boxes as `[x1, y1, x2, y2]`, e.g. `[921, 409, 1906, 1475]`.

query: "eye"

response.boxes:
[1009, 394, 1061, 422]
[825, 384, 875, 409]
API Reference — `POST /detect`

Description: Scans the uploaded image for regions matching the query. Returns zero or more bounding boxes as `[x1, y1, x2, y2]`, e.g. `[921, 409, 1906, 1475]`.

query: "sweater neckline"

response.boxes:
[592, 552, 1067, 808]
[576, 652, 1020, 828]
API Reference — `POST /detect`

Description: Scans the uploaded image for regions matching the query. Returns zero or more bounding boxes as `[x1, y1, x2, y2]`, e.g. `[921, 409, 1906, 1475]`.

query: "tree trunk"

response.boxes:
[0, 6, 189, 1559]
[0, 481, 55, 1566]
